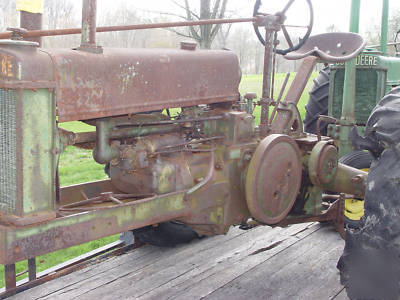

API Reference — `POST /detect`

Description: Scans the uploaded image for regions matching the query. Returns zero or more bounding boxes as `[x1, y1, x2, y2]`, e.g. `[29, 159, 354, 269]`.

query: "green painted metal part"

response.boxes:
[0, 190, 189, 264]
[303, 186, 324, 216]
[0, 88, 56, 225]
[93, 119, 119, 164]
[0, 109, 257, 264]
[321, 164, 367, 199]
[340, 0, 360, 124]
[329, 57, 387, 123]
[308, 141, 338, 186]
[21, 90, 56, 215]
[329, 52, 400, 126]
[307, 140, 366, 198]
[0, 90, 17, 215]
[380, 55, 400, 87]
[0, 6, 375, 281]
[332, 0, 361, 157]
[380, 0, 389, 55]
[328, 0, 400, 157]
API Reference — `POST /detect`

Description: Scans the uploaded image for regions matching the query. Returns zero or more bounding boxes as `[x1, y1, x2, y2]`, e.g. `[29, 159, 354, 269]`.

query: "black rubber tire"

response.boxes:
[132, 221, 200, 247]
[304, 67, 330, 135]
[338, 87, 400, 299]
[339, 150, 372, 169]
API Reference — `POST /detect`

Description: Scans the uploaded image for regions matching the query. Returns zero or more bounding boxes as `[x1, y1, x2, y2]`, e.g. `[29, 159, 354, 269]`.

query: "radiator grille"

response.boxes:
[332, 69, 379, 124]
[0, 89, 17, 214]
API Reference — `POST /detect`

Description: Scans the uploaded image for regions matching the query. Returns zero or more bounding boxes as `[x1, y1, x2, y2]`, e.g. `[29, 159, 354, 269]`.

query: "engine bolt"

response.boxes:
[244, 153, 252, 161]
[351, 175, 363, 184]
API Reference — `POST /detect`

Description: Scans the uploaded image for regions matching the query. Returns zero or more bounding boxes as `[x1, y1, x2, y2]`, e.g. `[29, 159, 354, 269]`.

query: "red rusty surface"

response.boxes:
[271, 56, 318, 133]
[4, 264, 16, 293]
[43, 47, 241, 122]
[0, 194, 189, 265]
[0, 42, 240, 122]
[0, 42, 53, 82]
[81, 0, 97, 47]
[245, 134, 302, 224]
[19, 11, 42, 46]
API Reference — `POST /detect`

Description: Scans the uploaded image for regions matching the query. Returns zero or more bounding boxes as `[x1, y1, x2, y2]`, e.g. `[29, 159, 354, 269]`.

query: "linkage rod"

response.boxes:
[0, 17, 256, 39]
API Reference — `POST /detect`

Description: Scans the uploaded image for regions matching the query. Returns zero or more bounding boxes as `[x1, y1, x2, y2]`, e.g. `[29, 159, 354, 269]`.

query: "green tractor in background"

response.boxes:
[300, 0, 400, 298]
[303, 0, 400, 227]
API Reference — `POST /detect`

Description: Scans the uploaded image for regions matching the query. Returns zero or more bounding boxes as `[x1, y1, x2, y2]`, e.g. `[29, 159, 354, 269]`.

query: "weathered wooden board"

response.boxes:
[11, 222, 348, 300]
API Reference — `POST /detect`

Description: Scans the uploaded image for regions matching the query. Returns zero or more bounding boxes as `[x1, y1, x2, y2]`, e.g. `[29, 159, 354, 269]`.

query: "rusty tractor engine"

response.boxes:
[0, 0, 368, 293]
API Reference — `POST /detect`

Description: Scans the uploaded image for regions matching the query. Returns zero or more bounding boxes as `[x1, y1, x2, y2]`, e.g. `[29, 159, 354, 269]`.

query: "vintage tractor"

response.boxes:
[0, 0, 368, 296]
[326, 1, 400, 299]
[303, 0, 400, 227]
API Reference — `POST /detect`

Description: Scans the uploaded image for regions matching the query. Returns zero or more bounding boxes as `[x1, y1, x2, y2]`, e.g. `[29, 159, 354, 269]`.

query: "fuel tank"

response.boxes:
[0, 41, 241, 122]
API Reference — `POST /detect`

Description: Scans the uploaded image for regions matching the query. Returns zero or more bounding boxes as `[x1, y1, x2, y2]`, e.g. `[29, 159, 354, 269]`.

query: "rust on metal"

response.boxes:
[180, 41, 197, 51]
[245, 134, 302, 224]
[20, 11, 42, 46]
[0, 191, 190, 264]
[316, 115, 337, 141]
[278, 195, 345, 239]
[7, 27, 28, 41]
[28, 258, 36, 282]
[268, 72, 290, 125]
[4, 264, 16, 294]
[284, 32, 366, 63]
[271, 56, 318, 134]
[41, 48, 240, 122]
[0, 80, 56, 89]
[259, 28, 274, 133]
[0, 0, 370, 295]
[81, 0, 97, 47]
[0, 240, 143, 299]
[58, 192, 153, 213]
[0, 41, 53, 82]
[308, 140, 339, 186]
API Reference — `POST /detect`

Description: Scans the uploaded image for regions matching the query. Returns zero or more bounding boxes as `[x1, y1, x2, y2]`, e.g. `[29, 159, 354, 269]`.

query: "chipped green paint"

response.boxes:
[14, 211, 94, 240]
[13, 192, 186, 240]
[158, 164, 175, 194]
[210, 206, 224, 224]
[123, 194, 186, 227]
[303, 186, 323, 215]
[21, 89, 55, 214]
[229, 149, 241, 160]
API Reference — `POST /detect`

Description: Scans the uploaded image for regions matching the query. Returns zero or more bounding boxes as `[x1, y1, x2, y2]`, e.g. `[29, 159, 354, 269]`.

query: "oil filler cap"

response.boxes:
[180, 41, 197, 51]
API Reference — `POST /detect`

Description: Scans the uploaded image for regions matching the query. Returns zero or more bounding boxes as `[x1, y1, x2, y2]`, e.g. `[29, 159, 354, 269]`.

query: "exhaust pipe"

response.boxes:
[18, 1, 43, 46]
[80, 0, 102, 53]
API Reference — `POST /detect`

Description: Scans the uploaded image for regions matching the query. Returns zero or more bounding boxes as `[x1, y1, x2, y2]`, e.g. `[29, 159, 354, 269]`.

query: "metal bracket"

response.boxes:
[7, 27, 28, 40]
[254, 15, 282, 31]
[278, 194, 345, 239]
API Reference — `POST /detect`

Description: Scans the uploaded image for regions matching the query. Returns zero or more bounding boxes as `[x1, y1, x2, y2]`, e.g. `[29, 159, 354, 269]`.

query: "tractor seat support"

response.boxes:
[284, 32, 365, 63]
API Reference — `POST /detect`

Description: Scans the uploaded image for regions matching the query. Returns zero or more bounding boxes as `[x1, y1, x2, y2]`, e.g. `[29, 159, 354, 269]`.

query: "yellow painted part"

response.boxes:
[344, 199, 364, 220]
[17, 0, 43, 13]
[344, 168, 369, 221]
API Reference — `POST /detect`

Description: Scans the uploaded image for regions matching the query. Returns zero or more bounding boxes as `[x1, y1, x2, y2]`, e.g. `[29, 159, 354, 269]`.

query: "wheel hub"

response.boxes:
[245, 134, 302, 224]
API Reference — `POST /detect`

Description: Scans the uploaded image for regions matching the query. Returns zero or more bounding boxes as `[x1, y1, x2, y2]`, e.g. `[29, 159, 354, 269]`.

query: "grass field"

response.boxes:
[0, 72, 316, 288]
[241, 73, 316, 123]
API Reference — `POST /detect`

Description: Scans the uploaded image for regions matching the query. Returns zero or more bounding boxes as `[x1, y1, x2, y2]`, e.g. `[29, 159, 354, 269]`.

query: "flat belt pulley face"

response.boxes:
[245, 134, 302, 224]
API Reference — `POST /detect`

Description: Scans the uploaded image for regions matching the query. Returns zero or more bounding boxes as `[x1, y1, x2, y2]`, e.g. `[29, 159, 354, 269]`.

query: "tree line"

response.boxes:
[0, 0, 399, 74]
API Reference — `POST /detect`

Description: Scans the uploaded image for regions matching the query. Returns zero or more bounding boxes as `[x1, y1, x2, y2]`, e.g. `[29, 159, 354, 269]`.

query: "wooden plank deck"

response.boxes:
[12, 222, 348, 300]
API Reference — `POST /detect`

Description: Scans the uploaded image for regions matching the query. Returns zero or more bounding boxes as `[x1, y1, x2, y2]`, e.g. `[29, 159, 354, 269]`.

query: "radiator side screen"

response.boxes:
[0, 89, 17, 214]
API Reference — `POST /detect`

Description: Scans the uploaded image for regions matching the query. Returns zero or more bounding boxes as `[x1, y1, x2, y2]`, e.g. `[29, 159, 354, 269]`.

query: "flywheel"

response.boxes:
[245, 134, 302, 224]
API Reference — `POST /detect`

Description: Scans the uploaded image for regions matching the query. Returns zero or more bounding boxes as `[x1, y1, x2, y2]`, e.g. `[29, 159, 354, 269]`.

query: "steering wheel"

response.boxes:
[253, 0, 314, 55]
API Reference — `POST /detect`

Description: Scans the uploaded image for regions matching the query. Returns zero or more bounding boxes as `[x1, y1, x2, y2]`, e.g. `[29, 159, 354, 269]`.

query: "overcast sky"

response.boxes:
[98, 0, 400, 36]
